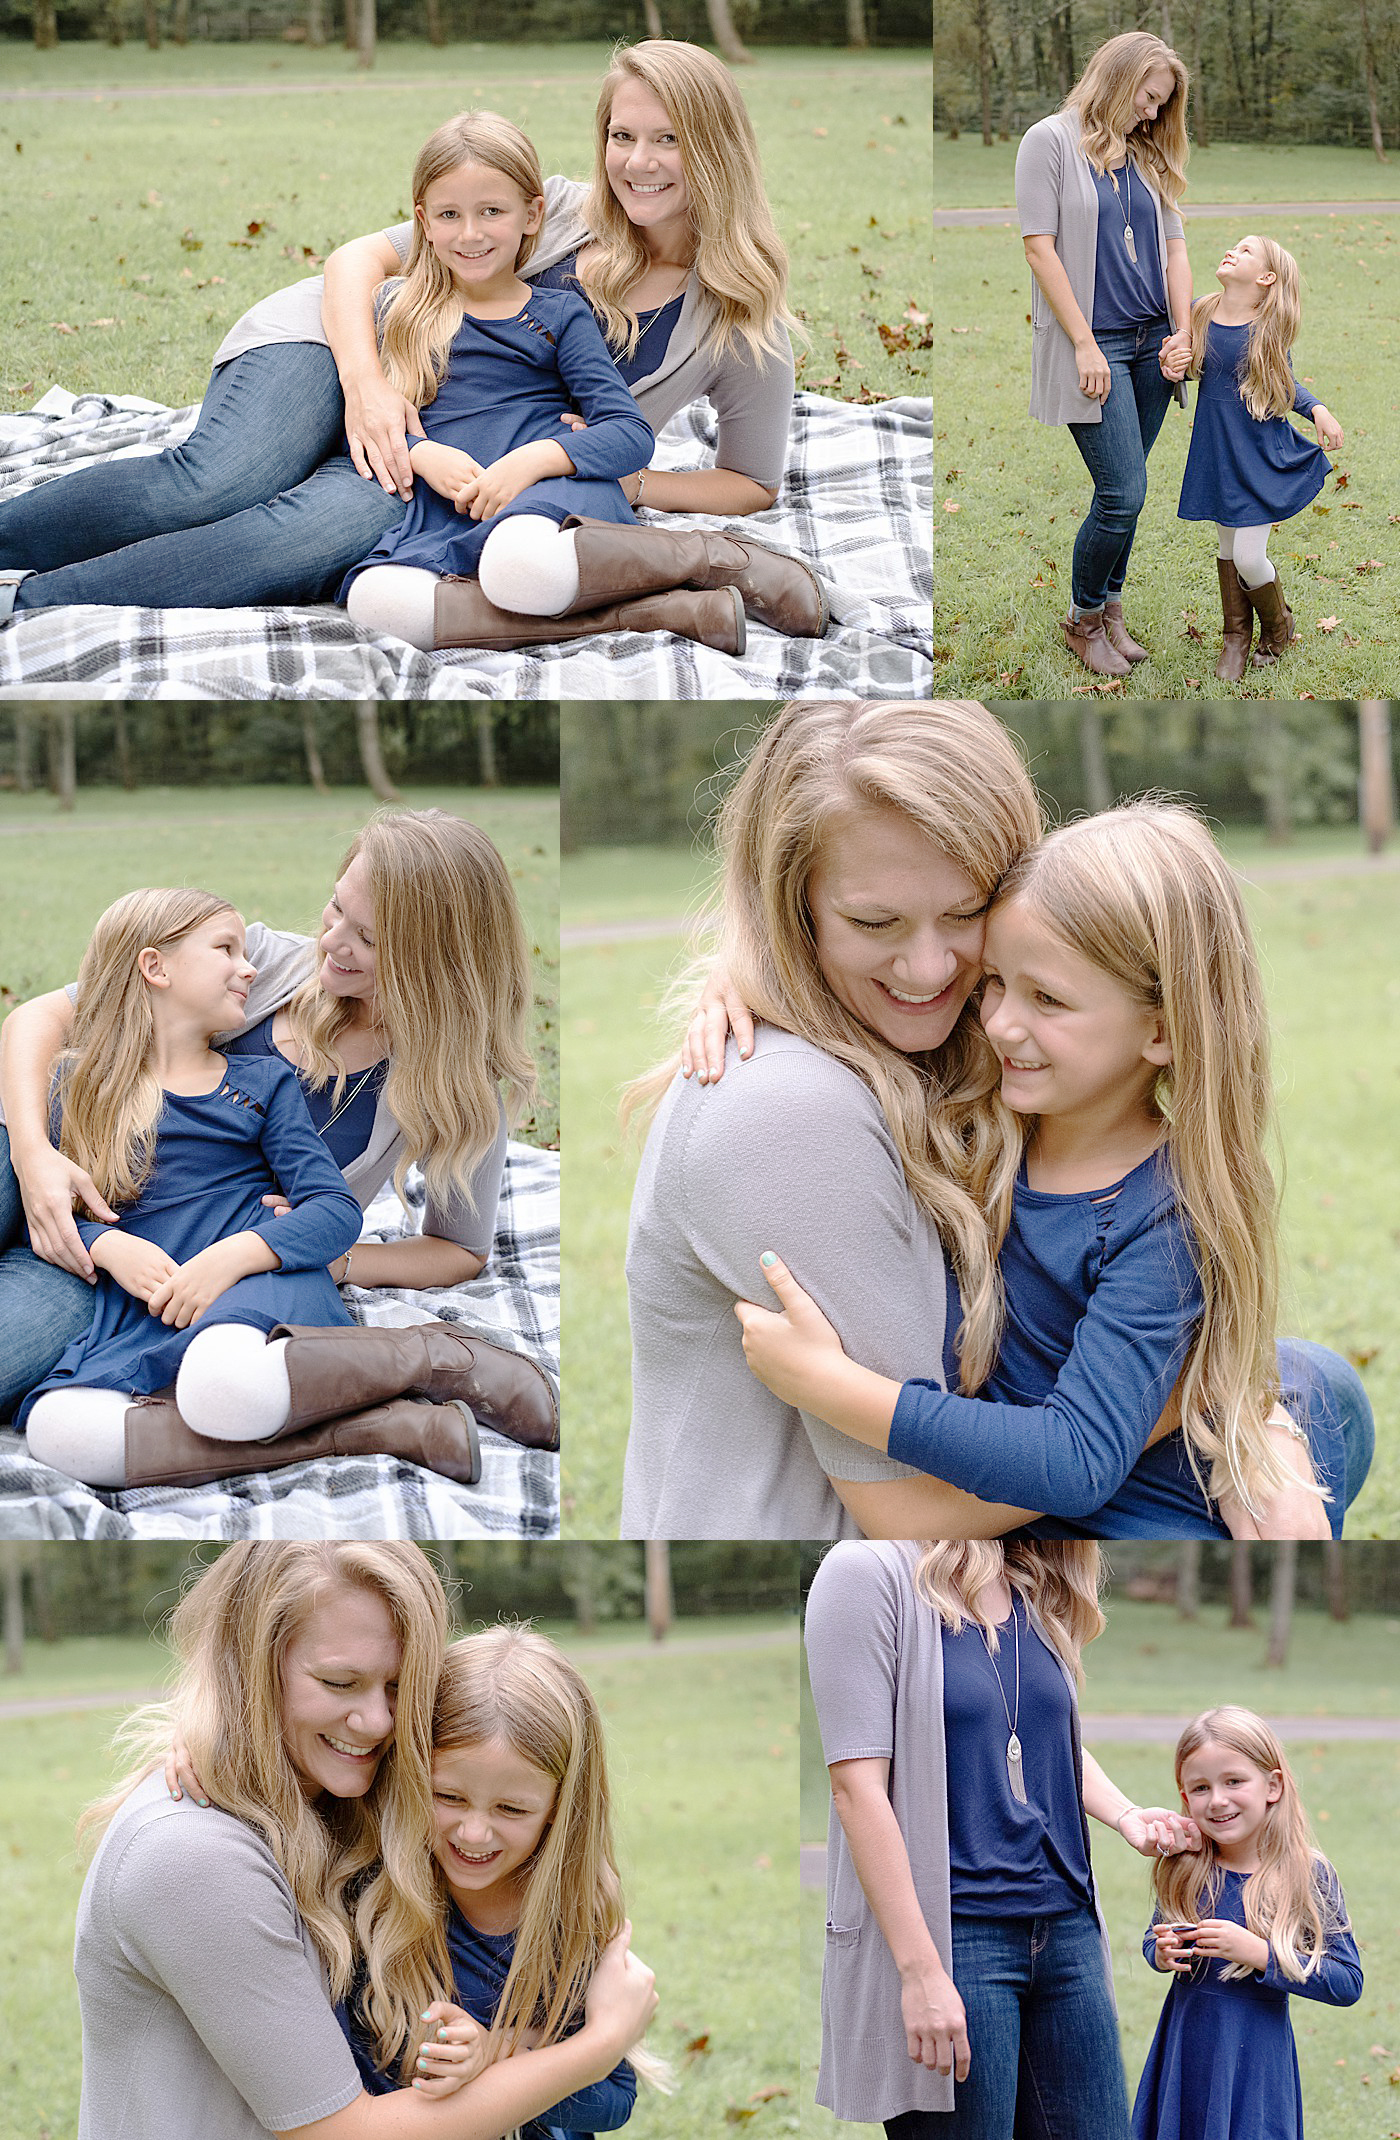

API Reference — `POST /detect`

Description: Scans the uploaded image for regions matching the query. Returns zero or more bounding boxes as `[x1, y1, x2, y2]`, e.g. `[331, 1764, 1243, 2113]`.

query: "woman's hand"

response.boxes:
[1312, 404, 1344, 451]
[458, 440, 573, 522]
[343, 373, 427, 499]
[1157, 328, 1192, 381]
[1222, 1408, 1331, 1542]
[583, 1922, 658, 2059]
[408, 439, 485, 509]
[1150, 1923, 1196, 1974]
[1185, 1919, 1271, 1973]
[1074, 334, 1112, 402]
[735, 1255, 849, 1412]
[146, 1234, 269, 1329]
[163, 1734, 211, 1807]
[13, 1144, 118, 1280]
[1116, 1806, 1202, 1859]
[89, 1228, 179, 1305]
[900, 1960, 971, 2079]
[410, 2003, 490, 2098]
[680, 963, 756, 1085]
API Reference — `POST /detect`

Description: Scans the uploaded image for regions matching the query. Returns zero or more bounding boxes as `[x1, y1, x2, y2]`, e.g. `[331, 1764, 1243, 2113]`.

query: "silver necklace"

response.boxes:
[1108, 164, 1139, 266]
[980, 1597, 1027, 1805]
[315, 1059, 383, 1139]
[632, 268, 690, 343]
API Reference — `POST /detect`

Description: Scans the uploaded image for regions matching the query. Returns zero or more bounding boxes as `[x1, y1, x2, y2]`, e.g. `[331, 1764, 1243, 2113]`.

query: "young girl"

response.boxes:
[1173, 235, 1343, 678]
[339, 1626, 661, 2133]
[341, 110, 819, 659]
[17, 889, 484, 1487]
[734, 801, 1344, 1540]
[1133, 1706, 1361, 2140]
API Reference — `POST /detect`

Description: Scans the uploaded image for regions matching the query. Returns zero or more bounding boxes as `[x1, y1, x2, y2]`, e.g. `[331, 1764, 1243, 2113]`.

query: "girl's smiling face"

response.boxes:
[430, 1736, 557, 1917]
[808, 806, 989, 1056]
[604, 78, 690, 239]
[1178, 1739, 1282, 1865]
[1216, 234, 1276, 295]
[145, 909, 255, 1031]
[1130, 65, 1177, 128]
[979, 894, 1171, 1121]
[279, 1584, 401, 1803]
[416, 158, 543, 290]
[318, 853, 379, 1008]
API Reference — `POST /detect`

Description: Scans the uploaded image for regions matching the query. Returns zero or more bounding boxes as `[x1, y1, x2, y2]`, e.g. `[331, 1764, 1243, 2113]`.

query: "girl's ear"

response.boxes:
[525, 193, 545, 235]
[137, 945, 169, 990]
[1256, 271, 1277, 289]
[1265, 1768, 1283, 1804]
[1142, 1017, 1173, 1068]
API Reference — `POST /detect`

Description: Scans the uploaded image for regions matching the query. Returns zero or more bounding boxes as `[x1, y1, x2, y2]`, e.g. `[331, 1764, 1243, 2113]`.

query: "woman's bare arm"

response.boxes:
[622, 466, 777, 517]
[329, 1236, 485, 1289]
[834, 1472, 1040, 1539]
[322, 231, 424, 496]
[0, 988, 115, 1276]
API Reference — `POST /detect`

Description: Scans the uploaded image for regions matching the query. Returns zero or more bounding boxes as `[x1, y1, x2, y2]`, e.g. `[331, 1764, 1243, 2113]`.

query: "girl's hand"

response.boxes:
[410, 2003, 490, 2098]
[147, 1235, 261, 1328]
[1188, 1919, 1271, 1972]
[14, 1144, 119, 1279]
[1223, 1409, 1331, 1542]
[1150, 1923, 1196, 1974]
[1157, 329, 1191, 381]
[89, 1228, 179, 1304]
[408, 439, 485, 508]
[1074, 333, 1112, 402]
[1312, 405, 1344, 451]
[901, 1962, 971, 2079]
[680, 963, 756, 1085]
[1117, 1806, 1202, 1859]
[583, 1922, 659, 2059]
[163, 1735, 211, 1807]
[734, 1254, 848, 1412]
[460, 440, 572, 521]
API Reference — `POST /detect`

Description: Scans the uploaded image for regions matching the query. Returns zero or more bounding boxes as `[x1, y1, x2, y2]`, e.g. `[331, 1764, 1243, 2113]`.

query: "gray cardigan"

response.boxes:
[1015, 110, 1184, 425]
[804, 1540, 1115, 2124]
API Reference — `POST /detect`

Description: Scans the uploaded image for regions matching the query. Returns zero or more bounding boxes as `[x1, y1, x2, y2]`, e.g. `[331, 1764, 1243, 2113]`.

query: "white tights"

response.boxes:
[24, 1325, 293, 1487]
[1216, 523, 1276, 589]
[345, 516, 582, 649]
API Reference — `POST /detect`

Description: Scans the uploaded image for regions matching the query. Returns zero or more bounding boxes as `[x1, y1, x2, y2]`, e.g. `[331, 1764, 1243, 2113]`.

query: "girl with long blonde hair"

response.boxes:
[339, 102, 821, 659]
[737, 798, 1363, 1538]
[1134, 1706, 1361, 2139]
[1177, 234, 1343, 678]
[76, 1543, 657, 2140]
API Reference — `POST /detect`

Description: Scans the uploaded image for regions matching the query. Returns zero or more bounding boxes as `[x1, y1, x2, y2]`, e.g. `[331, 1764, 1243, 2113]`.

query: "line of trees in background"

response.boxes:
[561, 705, 1397, 851]
[0, 705, 558, 802]
[934, 0, 1399, 154]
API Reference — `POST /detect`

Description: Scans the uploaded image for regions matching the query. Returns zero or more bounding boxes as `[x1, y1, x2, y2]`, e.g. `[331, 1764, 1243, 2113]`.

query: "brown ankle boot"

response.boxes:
[433, 577, 745, 657]
[1246, 574, 1297, 664]
[123, 1392, 481, 1489]
[1215, 559, 1254, 681]
[269, 1321, 559, 1450]
[562, 515, 828, 636]
[1062, 608, 1130, 677]
[1102, 598, 1149, 663]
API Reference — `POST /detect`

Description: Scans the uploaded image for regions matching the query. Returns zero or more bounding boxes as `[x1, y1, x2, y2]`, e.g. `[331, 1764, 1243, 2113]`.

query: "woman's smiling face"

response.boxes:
[808, 805, 988, 1056]
[604, 77, 690, 237]
[278, 1584, 401, 1802]
[1130, 64, 1178, 128]
[318, 851, 378, 1007]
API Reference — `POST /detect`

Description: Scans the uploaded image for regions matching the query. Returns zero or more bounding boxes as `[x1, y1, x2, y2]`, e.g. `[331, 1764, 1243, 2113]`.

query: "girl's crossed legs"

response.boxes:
[346, 514, 581, 649]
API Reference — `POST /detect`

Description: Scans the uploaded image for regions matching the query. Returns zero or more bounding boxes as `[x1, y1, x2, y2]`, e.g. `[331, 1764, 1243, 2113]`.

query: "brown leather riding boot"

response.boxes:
[123, 1392, 481, 1489]
[1246, 573, 1297, 665]
[433, 577, 745, 656]
[562, 515, 828, 636]
[1214, 558, 1254, 682]
[269, 1321, 559, 1451]
[1062, 608, 1130, 677]
[1102, 598, 1149, 664]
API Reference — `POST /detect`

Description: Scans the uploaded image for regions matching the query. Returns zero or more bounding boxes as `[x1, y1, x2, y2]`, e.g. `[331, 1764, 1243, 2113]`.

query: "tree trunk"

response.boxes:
[1079, 708, 1112, 812]
[642, 0, 663, 34]
[704, 0, 752, 66]
[2, 1546, 23, 1674]
[1254, 709, 1291, 844]
[1159, 0, 1172, 42]
[114, 706, 134, 789]
[171, 0, 187, 41]
[564, 1543, 598, 1635]
[302, 709, 330, 795]
[1358, 0, 1388, 161]
[106, 0, 124, 42]
[1265, 1542, 1296, 1668]
[356, 0, 374, 67]
[344, 0, 356, 46]
[845, 0, 868, 47]
[1227, 1542, 1253, 1626]
[975, 0, 994, 145]
[355, 704, 400, 800]
[32, 0, 58, 45]
[474, 710, 499, 788]
[1176, 1541, 1201, 1619]
[644, 1541, 673, 1643]
[1358, 702, 1394, 854]
[51, 710, 76, 812]
[305, 0, 323, 38]
[423, 0, 444, 45]
[14, 710, 32, 792]
[1189, 0, 1209, 147]
[143, 0, 160, 47]
[1322, 1540, 1349, 1622]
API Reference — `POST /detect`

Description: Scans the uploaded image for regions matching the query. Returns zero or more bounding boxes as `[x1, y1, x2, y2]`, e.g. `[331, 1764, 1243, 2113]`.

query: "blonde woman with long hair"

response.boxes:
[75, 1543, 657, 2140]
[805, 1539, 1197, 2137]
[1015, 31, 1194, 676]
[1175, 234, 1343, 677]
[1134, 1707, 1361, 2139]
[0, 808, 557, 1488]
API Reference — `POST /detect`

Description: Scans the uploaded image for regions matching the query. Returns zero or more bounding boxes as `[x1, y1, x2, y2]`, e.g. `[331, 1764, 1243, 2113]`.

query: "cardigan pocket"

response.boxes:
[825, 1922, 861, 1947]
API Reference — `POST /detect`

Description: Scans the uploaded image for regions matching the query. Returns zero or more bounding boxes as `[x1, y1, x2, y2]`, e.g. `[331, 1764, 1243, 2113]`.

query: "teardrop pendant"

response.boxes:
[1006, 1731, 1028, 1805]
[1123, 223, 1138, 265]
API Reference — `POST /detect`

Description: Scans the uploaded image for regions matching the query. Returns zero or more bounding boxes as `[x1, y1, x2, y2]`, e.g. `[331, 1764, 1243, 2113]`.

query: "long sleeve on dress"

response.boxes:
[239, 1060, 364, 1270]
[549, 302, 655, 482]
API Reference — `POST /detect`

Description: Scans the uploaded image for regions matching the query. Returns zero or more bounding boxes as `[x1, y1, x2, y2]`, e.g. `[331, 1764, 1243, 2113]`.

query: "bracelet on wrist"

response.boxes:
[341, 1248, 354, 1286]
[1114, 1806, 1139, 1835]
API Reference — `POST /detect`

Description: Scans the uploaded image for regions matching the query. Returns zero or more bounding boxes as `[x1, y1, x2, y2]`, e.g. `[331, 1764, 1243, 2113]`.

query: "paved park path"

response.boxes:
[937, 200, 1400, 227]
[0, 74, 586, 103]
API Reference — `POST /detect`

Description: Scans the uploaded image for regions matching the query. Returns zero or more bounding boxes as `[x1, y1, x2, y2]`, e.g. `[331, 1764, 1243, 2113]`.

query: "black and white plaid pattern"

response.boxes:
[0, 1140, 559, 1541]
[0, 388, 932, 699]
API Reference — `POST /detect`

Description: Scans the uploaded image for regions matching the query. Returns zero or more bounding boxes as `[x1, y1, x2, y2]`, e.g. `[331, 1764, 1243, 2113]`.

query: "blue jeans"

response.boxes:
[1, 342, 405, 608]
[0, 1130, 97, 1423]
[1066, 321, 1175, 610]
[883, 1908, 1129, 2140]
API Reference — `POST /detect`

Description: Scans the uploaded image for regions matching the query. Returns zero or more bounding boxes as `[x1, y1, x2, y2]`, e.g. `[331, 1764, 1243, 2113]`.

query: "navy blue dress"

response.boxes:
[1132, 1863, 1362, 2140]
[17, 1051, 362, 1421]
[1178, 321, 1330, 524]
[340, 284, 655, 595]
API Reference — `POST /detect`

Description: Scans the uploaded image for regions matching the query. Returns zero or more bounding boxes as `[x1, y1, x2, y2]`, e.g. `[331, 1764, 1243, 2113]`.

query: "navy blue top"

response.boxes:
[340, 283, 655, 594]
[942, 1596, 1093, 1917]
[341, 1902, 636, 2138]
[1090, 163, 1169, 330]
[1178, 320, 1329, 523]
[532, 250, 683, 387]
[225, 1013, 387, 1174]
[1132, 1862, 1361, 2140]
[18, 1051, 360, 1423]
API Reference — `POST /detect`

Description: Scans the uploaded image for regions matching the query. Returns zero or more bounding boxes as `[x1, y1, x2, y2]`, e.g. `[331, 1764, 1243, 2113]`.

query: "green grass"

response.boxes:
[561, 844, 719, 931]
[933, 135, 1400, 212]
[0, 1618, 799, 2140]
[560, 827, 1400, 1538]
[1, 43, 931, 410]
[933, 213, 1400, 697]
[0, 780, 559, 1145]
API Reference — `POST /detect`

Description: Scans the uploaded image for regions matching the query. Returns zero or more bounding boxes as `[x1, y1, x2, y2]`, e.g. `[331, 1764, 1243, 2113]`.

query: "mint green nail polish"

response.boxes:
[760, 1251, 777, 1268]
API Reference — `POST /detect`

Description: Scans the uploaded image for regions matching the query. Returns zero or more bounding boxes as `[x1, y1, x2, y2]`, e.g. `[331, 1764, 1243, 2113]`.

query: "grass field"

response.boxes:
[0, 43, 931, 410]
[933, 206, 1400, 697]
[0, 1616, 799, 2140]
[0, 780, 560, 1143]
[560, 824, 1400, 1537]
[933, 135, 1400, 212]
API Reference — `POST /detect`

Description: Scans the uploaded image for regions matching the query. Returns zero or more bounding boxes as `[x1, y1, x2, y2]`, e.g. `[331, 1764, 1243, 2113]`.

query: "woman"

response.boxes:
[0, 807, 557, 1485]
[805, 1537, 1188, 2136]
[1016, 32, 1194, 677]
[619, 701, 1371, 1541]
[76, 1541, 656, 2137]
[0, 42, 814, 646]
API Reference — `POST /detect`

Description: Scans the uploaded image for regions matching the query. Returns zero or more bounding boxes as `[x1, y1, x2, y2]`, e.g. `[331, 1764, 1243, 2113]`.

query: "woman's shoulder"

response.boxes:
[666, 1025, 889, 1152]
[808, 1538, 915, 1612]
[95, 1771, 280, 1896]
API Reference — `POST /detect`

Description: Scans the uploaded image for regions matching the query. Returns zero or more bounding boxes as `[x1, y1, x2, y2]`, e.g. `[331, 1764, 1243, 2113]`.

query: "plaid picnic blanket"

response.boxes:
[0, 387, 932, 700]
[0, 1140, 559, 1541]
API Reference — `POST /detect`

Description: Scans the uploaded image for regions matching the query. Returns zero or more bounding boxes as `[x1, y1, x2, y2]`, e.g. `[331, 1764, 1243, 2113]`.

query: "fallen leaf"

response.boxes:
[50, 321, 77, 334]
[942, 500, 962, 513]
[146, 187, 163, 206]
[683, 2034, 711, 2062]
[1357, 559, 1386, 572]
[180, 228, 203, 251]
[1316, 616, 1339, 632]
[812, 127, 828, 137]
[724, 2112, 758, 2126]
[1312, 503, 1331, 514]
[1334, 471, 1350, 488]
[749, 2087, 791, 2103]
